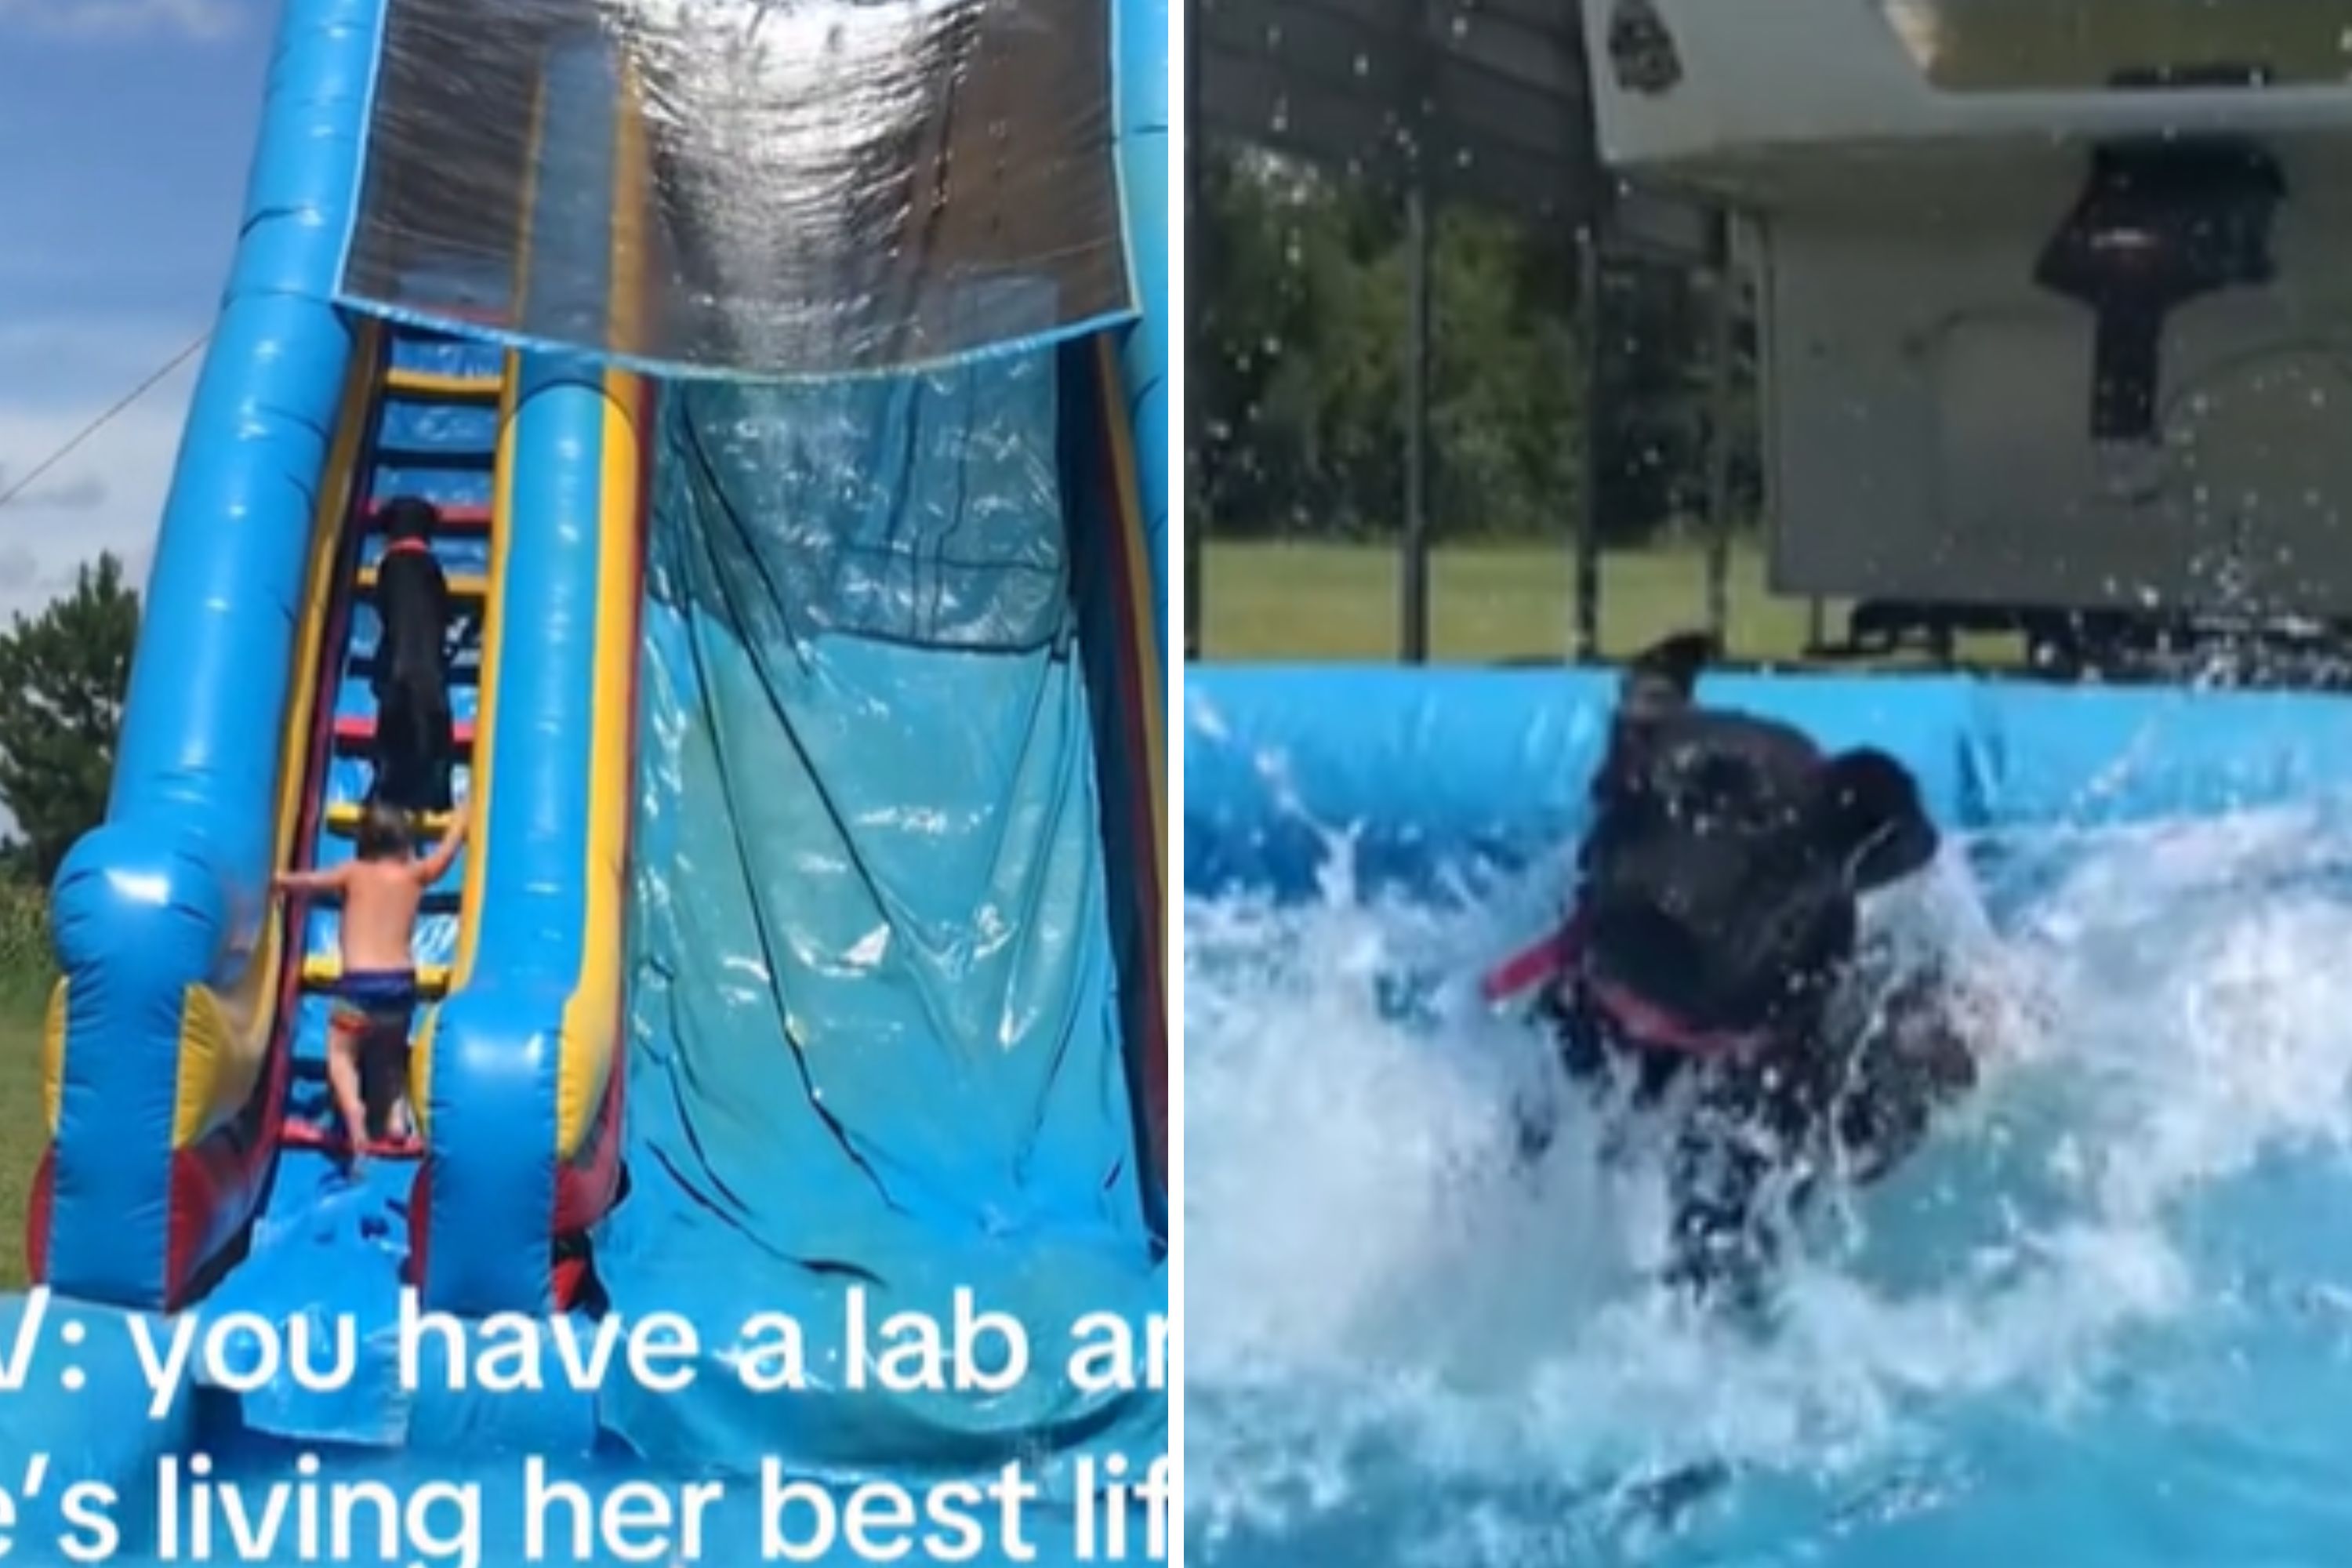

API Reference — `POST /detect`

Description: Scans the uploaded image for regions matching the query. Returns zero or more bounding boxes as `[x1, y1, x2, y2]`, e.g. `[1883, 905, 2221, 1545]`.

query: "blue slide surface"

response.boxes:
[601, 352, 1165, 1477]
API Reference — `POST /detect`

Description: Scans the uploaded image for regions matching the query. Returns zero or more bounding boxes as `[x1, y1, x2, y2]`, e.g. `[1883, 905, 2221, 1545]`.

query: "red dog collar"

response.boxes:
[1480, 909, 1769, 1057]
[1479, 912, 1588, 1005]
[1580, 973, 1770, 1058]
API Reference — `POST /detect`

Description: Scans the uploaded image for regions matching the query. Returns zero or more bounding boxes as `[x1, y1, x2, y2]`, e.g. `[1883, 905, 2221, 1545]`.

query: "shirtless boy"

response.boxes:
[274, 800, 470, 1164]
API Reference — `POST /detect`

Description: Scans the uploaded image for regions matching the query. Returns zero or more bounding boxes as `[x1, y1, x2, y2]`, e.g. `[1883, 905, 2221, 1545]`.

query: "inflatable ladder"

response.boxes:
[281, 321, 503, 1163]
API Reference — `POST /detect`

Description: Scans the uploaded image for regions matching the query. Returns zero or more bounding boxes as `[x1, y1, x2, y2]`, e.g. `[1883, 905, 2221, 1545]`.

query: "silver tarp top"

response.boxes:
[340, 0, 1132, 377]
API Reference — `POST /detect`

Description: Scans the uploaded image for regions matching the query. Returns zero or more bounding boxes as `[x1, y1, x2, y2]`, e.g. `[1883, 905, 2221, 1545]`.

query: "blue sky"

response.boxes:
[0, 0, 270, 626]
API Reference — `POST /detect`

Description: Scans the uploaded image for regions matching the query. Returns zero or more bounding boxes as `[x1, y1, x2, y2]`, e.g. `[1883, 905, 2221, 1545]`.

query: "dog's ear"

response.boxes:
[1596, 631, 1719, 804]
[1617, 631, 1718, 723]
[1814, 747, 1938, 891]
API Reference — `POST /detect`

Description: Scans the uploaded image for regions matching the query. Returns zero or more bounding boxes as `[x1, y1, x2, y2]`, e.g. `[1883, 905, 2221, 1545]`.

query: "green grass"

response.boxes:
[1196, 537, 2024, 666]
[1198, 537, 1831, 662]
[0, 1005, 36, 1293]
[0, 883, 47, 1294]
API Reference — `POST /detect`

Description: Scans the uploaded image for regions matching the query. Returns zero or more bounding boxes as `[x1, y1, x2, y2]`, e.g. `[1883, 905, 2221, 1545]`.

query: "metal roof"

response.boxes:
[1192, 0, 1602, 224]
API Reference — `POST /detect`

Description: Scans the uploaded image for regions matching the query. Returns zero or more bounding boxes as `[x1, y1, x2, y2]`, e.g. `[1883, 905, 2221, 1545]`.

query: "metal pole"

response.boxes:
[1402, 176, 1433, 663]
[1574, 221, 1605, 661]
[1182, 0, 1206, 661]
[1703, 254, 1737, 646]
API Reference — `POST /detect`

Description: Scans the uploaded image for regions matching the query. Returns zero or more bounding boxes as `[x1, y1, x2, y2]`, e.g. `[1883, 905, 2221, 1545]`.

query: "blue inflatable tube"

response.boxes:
[0, 1296, 198, 1546]
[35, 0, 380, 1310]
[1185, 666, 2352, 902]
[1062, 0, 1168, 1214]
[1115, 0, 1171, 1207]
[416, 34, 641, 1316]
[1114, 0, 1171, 675]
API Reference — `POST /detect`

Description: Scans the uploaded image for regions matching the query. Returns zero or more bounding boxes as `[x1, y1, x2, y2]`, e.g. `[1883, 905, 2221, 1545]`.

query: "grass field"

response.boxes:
[0, 1004, 34, 1292]
[1197, 537, 1835, 663]
[0, 888, 45, 1294]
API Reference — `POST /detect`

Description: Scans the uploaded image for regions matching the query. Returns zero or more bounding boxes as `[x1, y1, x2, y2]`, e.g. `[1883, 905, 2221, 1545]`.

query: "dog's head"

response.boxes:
[1576, 633, 1940, 1035]
[381, 495, 440, 544]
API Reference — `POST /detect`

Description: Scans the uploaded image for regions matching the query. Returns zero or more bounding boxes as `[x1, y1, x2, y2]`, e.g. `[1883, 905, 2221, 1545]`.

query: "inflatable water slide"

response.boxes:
[3, 0, 1166, 1557]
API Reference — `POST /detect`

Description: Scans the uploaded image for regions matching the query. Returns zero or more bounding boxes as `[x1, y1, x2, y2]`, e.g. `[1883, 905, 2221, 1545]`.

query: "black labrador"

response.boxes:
[1521, 633, 1979, 1304]
[368, 496, 458, 816]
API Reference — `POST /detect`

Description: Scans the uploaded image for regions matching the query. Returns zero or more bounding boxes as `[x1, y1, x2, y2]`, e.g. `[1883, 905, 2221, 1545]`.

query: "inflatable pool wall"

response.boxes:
[1185, 665, 2352, 901]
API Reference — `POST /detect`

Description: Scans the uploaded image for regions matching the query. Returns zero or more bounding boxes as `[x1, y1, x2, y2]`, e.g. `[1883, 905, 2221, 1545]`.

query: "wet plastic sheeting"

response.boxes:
[594, 344, 1163, 1472]
[341, 0, 1131, 375]
[660, 278, 1069, 648]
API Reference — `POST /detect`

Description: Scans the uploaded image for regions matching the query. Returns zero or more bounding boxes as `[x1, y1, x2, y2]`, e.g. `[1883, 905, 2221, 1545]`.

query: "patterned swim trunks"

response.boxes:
[332, 968, 419, 1038]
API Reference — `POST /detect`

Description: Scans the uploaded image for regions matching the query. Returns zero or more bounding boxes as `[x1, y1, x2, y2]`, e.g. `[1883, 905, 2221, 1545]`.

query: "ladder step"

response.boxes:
[332, 713, 477, 750]
[302, 955, 453, 997]
[384, 368, 503, 401]
[282, 1121, 424, 1161]
[370, 444, 494, 470]
[358, 565, 488, 600]
[364, 499, 491, 532]
[323, 800, 459, 836]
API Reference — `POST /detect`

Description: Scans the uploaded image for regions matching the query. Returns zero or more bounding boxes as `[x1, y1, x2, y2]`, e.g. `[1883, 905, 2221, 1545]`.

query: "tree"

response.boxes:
[1192, 143, 1755, 547]
[0, 554, 138, 884]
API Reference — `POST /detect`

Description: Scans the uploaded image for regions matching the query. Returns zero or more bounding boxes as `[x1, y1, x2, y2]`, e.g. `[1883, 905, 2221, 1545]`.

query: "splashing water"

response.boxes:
[1185, 806, 2352, 1567]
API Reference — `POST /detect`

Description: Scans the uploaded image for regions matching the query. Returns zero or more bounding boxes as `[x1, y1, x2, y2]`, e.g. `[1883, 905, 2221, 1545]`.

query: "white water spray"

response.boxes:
[1185, 801, 2352, 1565]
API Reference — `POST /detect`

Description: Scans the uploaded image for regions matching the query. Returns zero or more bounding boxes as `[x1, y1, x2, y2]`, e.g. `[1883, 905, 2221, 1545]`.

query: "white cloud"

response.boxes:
[0, 473, 107, 515]
[0, 318, 198, 629]
[0, 0, 245, 39]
